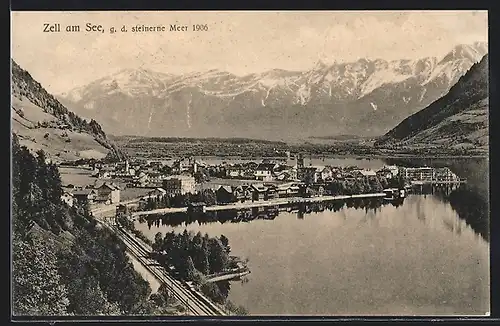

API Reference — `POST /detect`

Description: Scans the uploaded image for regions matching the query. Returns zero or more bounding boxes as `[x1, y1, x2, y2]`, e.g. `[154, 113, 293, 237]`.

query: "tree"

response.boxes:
[152, 232, 164, 253]
[201, 189, 217, 206]
[12, 236, 70, 315]
[219, 234, 230, 254]
[185, 256, 197, 280]
[208, 238, 229, 274]
[151, 284, 178, 308]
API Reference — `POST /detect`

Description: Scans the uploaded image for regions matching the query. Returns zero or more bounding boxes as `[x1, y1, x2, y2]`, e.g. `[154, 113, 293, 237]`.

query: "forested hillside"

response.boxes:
[11, 134, 181, 316]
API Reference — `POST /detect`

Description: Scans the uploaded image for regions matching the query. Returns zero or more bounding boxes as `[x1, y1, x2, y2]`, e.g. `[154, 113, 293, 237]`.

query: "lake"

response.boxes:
[133, 157, 490, 316]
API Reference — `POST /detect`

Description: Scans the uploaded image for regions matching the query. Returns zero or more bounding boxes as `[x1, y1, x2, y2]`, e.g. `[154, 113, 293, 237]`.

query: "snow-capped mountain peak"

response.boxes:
[59, 42, 488, 139]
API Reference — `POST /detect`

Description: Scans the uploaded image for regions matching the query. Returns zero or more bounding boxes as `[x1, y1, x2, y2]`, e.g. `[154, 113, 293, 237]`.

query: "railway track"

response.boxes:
[106, 222, 225, 316]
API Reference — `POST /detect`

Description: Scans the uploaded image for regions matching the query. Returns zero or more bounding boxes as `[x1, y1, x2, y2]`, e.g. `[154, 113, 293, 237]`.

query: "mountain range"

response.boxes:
[375, 54, 488, 152]
[11, 59, 124, 162]
[58, 42, 488, 141]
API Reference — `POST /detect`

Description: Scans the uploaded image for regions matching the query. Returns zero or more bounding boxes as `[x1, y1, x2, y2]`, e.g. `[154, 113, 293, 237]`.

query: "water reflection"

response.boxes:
[409, 184, 489, 242]
[140, 186, 487, 242]
[134, 188, 489, 315]
[142, 198, 405, 229]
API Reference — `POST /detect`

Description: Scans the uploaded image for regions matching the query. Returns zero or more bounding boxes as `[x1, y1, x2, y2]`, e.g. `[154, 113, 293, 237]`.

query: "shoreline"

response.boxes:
[120, 153, 488, 162]
[131, 192, 388, 217]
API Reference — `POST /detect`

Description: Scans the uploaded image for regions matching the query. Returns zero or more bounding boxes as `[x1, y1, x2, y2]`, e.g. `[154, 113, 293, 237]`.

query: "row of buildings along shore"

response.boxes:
[60, 154, 462, 208]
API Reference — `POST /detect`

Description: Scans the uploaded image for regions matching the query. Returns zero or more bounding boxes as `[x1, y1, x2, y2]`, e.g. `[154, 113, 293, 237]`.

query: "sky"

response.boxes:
[11, 10, 488, 94]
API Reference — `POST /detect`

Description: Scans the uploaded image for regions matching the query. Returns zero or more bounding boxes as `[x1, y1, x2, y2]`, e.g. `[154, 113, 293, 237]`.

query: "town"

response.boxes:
[58, 153, 464, 212]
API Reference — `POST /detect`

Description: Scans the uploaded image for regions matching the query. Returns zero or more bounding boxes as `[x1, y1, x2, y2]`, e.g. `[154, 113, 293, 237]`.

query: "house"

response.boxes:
[264, 184, 278, 200]
[133, 172, 149, 187]
[275, 171, 291, 181]
[254, 163, 276, 181]
[61, 191, 74, 207]
[172, 157, 192, 174]
[233, 185, 252, 202]
[309, 184, 325, 197]
[288, 166, 298, 181]
[276, 182, 301, 198]
[73, 189, 98, 205]
[376, 168, 393, 179]
[95, 182, 121, 204]
[226, 165, 245, 178]
[95, 170, 112, 179]
[147, 172, 165, 187]
[163, 175, 196, 196]
[115, 160, 130, 174]
[351, 169, 377, 180]
[384, 165, 399, 176]
[297, 166, 318, 184]
[250, 184, 268, 201]
[215, 185, 235, 204]
[319, 166, 334, 181]
[273, 165, 289, 174]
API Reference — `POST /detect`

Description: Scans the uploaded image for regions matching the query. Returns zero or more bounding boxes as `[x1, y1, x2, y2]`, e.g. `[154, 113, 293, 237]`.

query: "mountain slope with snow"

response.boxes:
[375, 54, 488, 152]
[58, 42, 487, 140]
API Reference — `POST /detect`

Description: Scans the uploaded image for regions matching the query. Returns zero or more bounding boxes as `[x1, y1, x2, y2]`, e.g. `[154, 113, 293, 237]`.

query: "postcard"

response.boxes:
[11, 10, 489, 318]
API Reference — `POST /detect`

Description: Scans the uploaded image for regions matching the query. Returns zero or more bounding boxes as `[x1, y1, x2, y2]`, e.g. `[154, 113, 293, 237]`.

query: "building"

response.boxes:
[250, 184, 268, 201]
[61, 191, 74, 207]
[376, 168, 394, 179]
[226, 165, 245, 178]
[319, 166, 333, 181]
[147, 172, 165, 187]
[434, 167, 460, 182]
[384, 165, 399, 176]
[255, 163, 276, 181]
[115, 160, 130, 174]
[73, 189, 98, 205]
[297, 166, 318, 184]
[134, 172, 149, 187]
[163, 175, 196, 196]
[275, 170, 292, 181]
[402, 167, 435, 182]
[296, 153, 304, 168]
[95, 182, 121, 204]
[309, 184, 325, 197]
[215, 185, 235, 204]
[233, 185, 252, 202]
[172, 157, 193, 175]
[276, 183, 301, 198]
[264, 184, 278, 200]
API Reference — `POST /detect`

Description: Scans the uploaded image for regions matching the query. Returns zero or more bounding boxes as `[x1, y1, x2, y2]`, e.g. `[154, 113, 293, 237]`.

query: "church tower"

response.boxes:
[296, 153, 304, 168]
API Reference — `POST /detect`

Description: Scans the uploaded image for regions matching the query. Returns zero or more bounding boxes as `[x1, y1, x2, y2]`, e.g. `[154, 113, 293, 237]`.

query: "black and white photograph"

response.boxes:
[11, 10, 489, 317]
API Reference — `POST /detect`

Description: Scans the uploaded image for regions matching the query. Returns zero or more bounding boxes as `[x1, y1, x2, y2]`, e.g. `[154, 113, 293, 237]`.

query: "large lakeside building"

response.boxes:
[162, 175, 196, 196]
[401, 167, 460, 183]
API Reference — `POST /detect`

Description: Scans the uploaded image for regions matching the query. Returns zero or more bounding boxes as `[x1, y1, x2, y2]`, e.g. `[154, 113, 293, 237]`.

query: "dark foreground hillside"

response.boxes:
[11, 134, 181, 316]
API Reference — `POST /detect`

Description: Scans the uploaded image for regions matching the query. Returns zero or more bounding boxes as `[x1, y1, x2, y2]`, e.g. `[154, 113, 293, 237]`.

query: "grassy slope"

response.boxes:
[12, 96, 109, 162]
